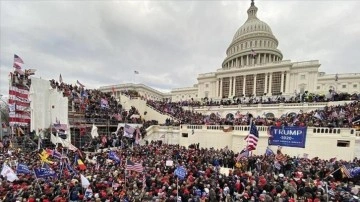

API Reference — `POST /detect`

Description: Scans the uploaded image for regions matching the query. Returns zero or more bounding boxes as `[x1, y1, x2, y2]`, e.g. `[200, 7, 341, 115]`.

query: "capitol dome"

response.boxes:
[222, 0, 283, 69]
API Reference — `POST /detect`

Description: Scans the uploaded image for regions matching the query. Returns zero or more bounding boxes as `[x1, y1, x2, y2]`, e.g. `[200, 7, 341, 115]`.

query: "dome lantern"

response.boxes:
[247, 0, 258, 20]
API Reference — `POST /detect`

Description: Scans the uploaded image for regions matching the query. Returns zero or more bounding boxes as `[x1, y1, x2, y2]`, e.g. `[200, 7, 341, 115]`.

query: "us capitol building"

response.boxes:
[101, 0, 360, 102]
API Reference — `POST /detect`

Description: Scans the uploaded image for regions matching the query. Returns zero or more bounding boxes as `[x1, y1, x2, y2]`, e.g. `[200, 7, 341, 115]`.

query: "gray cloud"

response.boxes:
[1, 0, 359, 96]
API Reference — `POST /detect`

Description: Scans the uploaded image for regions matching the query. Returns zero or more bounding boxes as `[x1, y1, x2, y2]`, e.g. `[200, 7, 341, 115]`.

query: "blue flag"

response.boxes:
[109, 151, 121, 164]
[52, 150, 63, 159]
[265, 147, 274, 156]
[34, 167, 56, 178]
[16, 163, 31, 174]
[350, 167, 360, 178]
[65, 163, 77, 175]
[174, 166, 187, 180]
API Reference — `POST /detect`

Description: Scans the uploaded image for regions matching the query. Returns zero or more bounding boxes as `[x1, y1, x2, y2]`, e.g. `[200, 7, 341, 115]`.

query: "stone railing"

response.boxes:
[185, 125, 356, 136]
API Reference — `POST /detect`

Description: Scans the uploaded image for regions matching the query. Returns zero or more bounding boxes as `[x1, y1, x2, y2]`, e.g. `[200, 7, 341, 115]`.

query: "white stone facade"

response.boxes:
[99, 1, 360, 102]
[99, 83, 171, 101]
[170, 1, 360, 102]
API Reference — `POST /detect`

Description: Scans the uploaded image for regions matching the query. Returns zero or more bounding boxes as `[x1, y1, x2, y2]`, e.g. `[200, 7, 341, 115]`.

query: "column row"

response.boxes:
[217, 71, 288, 98]
[224, 53, 282, 68]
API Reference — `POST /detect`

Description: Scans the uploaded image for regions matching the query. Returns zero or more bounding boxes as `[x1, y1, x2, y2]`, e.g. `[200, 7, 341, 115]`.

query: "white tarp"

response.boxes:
[30, 77, 70, 142]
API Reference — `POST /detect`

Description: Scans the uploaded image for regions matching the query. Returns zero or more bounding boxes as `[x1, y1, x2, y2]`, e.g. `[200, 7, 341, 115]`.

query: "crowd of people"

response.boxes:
[49, 80, 143, 125]
[1, 141, 360, 201]
[175, 92, 360, 107]
[147, 97, 360, 128]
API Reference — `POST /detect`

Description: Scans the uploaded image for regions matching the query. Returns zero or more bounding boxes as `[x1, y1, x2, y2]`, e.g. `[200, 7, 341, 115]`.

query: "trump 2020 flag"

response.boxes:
[81, 174, 90, 188]
[16, 163, 32, 174]
[34, 167, 56, 179]
[1, 164, 19, 182]
[123, 124, 135, 138]
[108, 151, 121, 164]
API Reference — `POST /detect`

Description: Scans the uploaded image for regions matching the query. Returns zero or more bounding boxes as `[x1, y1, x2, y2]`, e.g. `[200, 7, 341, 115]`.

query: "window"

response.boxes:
[354, 84, 358, 88]
[181, 133, 188, 138]
[317, 86, 320, 90]
[342, 85, 346, 88]
[205, 84, 209, 88]
[301, 75, 306, 80]
[337, 140, 350, 147]
[205, 92, 209, 98]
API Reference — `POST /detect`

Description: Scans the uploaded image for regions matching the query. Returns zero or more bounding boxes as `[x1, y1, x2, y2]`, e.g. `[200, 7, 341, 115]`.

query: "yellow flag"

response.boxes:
[39, 150, 54, 164]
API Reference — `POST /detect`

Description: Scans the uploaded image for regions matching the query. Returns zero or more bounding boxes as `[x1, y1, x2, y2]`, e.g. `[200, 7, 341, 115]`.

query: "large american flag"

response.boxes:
[13, 54, 24, 69]
[244, 123, 259, 151]
[126, 159, 143, 172]
[8, 86, 30, 126]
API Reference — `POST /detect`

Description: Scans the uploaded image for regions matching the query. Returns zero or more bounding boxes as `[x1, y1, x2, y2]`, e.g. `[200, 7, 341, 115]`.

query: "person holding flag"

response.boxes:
[1, 163, 19, 182]
[108, 150, 121, 164]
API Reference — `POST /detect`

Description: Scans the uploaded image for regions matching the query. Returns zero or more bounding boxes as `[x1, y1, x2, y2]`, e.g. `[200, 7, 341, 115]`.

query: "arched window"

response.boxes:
[288, 112, 297, 117]
[265, 113, 275, 118]
[226, 113, 234, 120]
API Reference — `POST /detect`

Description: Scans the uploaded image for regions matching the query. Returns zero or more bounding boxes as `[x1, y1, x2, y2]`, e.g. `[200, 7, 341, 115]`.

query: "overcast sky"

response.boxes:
[1, 0, 360, 96]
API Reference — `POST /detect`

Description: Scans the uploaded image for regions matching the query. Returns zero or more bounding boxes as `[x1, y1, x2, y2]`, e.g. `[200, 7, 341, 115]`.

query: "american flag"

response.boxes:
[341, 165, 352, 178]
[13, 54, 24, 69]
[244, 123, 259, 151]
[126, 159, 143, 172]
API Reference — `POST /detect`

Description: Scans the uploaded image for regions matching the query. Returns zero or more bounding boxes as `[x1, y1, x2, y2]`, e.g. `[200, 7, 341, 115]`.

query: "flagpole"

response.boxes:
[325, 167, 341, 179]
[176, 177, 179, 200]
[33, 169, 43, 194]
[246, 117, 253, 156]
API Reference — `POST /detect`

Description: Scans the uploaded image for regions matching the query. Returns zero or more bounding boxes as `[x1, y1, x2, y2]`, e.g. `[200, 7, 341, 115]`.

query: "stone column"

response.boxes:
[285, 72, 290, 94]
[253, 74, 257, 96]
[246, 55, 249, 66]
[233, 76, 237, 96]
[229, 77, 233, 98]
[263, 54, 267, 64]
[269, 73, 273, 95]
[216, 80, 219, 97]
[280, 72, 285, 94]
[242, 76, 246, 96]
[264, 73, 268, 95]
[220, 78, 223, 98]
